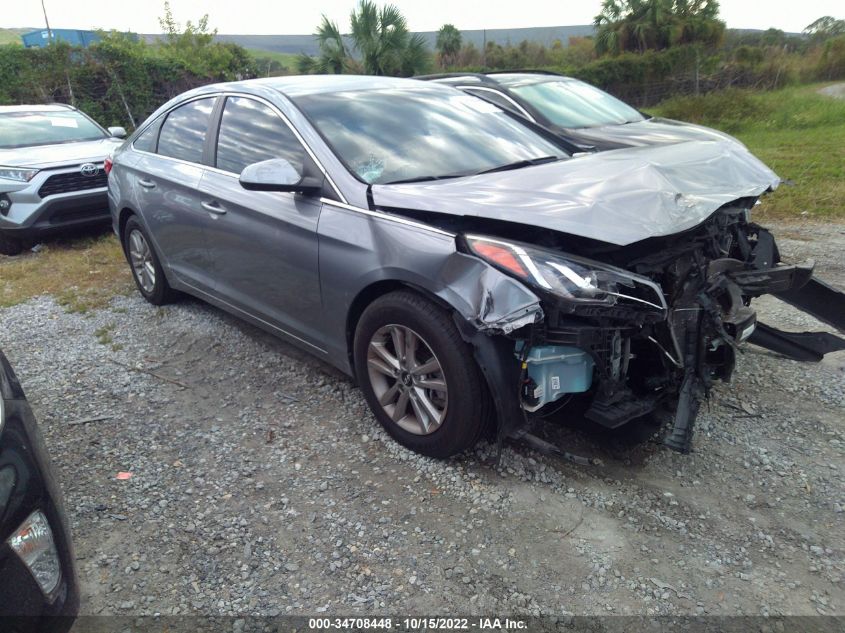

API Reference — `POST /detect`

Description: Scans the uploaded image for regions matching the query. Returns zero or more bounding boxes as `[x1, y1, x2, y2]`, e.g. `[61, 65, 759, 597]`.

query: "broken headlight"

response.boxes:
[464, 234, 667, 317]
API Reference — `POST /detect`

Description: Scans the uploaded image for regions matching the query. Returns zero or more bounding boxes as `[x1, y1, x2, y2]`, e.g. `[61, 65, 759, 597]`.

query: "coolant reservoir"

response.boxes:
[520, 346, 594, 412]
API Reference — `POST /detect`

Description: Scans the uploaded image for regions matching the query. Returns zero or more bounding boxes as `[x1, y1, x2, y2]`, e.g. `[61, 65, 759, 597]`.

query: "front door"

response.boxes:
[199, 95, 325, 348]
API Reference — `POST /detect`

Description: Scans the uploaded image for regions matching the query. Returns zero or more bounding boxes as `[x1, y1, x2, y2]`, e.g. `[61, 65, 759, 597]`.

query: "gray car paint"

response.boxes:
[372, 139, 778, 246]
[199, 167, 325, 345]
[110, 78, 546, 374]
[108, 76, 776, 375]
[129, 146, 217, 294]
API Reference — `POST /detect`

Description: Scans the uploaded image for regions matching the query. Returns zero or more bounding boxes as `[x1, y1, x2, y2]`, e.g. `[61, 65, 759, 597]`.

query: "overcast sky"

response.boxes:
[3, 0, 842, 35]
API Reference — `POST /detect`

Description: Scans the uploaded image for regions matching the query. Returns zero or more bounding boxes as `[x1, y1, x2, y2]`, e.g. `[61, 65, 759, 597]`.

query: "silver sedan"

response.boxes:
[107, 75, 844, 458]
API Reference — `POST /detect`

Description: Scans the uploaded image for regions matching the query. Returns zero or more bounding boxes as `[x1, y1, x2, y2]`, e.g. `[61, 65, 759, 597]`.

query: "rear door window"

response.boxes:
[215, 96, 305, 175]
[157, 98, 216, 163]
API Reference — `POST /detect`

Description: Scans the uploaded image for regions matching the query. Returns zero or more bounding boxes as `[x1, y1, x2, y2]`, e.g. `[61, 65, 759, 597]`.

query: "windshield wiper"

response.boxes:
[383, 172, 469, 185]
[474, 155, 561, 175]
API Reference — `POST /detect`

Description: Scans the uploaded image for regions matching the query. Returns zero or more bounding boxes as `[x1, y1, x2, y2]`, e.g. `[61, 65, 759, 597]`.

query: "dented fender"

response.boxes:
[433, 251, 544, 334]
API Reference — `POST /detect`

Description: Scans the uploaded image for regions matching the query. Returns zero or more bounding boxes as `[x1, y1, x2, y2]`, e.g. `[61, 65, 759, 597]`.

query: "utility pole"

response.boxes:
[41, 0, 54, 42]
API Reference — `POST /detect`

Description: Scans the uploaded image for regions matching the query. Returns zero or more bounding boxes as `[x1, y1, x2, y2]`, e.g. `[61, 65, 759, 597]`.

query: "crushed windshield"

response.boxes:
[0, 110, 107, 149]
[293, 88, 567, 184]
[510, 79, 645, 129]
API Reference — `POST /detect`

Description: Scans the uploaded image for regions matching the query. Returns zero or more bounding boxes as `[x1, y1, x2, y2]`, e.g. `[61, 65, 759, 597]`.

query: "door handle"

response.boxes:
[201, 200, 227, 215]
[138, 178, 156, 189]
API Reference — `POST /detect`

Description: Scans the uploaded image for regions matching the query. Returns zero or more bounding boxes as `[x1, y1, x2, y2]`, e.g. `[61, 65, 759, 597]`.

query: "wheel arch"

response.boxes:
[117, 208, 178, 291]
[117, 207, 136, 249]
[344, 279, 456, 382]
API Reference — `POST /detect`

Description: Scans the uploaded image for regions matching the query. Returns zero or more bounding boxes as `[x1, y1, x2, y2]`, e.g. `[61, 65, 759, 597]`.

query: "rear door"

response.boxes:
[130, 96, 219, 293]
[198, 95, 325, 348]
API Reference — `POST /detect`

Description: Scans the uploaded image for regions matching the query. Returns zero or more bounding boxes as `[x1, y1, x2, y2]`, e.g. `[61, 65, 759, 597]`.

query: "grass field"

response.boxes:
[1, 82, 842, 310]
[248, 48, 299, 74]
[0, 28, 32, 46]
[0, 233, 133, 312]
[654, 83, 845, 220]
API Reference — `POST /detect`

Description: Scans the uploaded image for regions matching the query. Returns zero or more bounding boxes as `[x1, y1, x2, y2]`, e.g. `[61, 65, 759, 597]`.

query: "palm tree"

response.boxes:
[402, 33, 431, 75]
[594, 0, 723, 55]
[436, 24, 462, 68]
[310, 16, 348, 74]
[306, 1, 430, 76]
[350, 1, 424, 75]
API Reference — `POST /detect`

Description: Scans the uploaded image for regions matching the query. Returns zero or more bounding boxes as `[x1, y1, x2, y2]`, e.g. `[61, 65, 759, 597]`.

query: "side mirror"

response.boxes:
[239, 158, 321, 195]
[108, 126, 127, 139]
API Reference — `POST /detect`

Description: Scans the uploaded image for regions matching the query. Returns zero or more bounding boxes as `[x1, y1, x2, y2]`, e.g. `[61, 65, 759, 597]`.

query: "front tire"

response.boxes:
[123, 216, 176, 305]
[354, 290, 491, 458]
[0, 232, 24, 256]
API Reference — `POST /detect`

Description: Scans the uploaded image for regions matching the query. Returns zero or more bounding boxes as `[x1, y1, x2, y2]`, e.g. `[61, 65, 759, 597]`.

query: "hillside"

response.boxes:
[0, 27, 34, 46]
[214, 25, 596, 55]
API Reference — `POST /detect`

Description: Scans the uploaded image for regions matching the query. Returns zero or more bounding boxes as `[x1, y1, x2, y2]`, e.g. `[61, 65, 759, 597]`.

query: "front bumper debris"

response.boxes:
[748, 323, 845, 362]
[446, 208, 844, 459]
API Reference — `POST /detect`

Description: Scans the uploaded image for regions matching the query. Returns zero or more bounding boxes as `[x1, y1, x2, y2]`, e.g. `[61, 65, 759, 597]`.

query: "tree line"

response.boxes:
[293, 1, 844, 106]
[1, 0, 843, 129]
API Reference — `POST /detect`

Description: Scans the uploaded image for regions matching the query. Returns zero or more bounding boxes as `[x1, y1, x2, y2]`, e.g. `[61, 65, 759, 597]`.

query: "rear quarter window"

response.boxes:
[132, 122, 159, 153]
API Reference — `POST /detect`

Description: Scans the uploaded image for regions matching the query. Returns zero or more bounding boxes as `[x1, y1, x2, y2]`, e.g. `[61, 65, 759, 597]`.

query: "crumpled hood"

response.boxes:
[371, 140, 779, 246]
[0, 138, 122, 169]
[570, 117, 743, 150]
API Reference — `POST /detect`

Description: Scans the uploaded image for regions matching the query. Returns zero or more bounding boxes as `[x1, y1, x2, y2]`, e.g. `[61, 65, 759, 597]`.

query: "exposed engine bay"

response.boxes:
[393, 200, 845, 454]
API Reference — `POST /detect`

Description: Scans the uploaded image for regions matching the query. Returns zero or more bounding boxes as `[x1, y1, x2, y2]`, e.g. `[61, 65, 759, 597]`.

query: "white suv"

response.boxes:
[0, 104, 126, 255]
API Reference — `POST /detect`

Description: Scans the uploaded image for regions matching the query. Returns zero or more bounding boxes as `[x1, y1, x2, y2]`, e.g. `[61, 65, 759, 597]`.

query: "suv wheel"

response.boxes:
[0, 233, 24, 256]
[123, 216, 176, 305]
[354, 290, 492, 458]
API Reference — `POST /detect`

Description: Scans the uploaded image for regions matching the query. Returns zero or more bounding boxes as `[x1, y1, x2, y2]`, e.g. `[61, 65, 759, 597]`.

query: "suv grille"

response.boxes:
[38, 168, 107, 198]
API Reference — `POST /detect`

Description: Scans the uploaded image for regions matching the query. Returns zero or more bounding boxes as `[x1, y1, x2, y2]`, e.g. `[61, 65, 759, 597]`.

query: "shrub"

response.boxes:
[656, 89, 771, 132]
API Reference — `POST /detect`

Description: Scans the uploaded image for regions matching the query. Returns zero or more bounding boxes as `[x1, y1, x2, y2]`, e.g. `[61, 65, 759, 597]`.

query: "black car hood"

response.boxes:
[565, 117, 743, 151]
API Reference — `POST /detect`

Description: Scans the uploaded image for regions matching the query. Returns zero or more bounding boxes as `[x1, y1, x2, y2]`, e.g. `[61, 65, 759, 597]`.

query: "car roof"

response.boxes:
[209, 75, 446, 98]
[417, 71, 576, 90]
[486, 72, 575, 88]
[0, 104, 75, 114]
[415, 72, 496, 85]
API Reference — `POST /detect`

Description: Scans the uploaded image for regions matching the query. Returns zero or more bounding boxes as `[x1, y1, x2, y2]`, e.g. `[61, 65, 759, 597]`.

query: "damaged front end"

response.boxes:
[454, 204, 845, 454]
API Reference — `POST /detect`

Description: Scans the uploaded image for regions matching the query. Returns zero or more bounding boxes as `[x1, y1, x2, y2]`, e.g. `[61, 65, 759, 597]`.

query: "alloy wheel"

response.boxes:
[128, 229, 156, 294]
[366, 324, 448, 435]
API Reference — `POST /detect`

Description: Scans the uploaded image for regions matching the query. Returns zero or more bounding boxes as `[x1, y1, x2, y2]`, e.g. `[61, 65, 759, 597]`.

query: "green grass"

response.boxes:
[653, 84, 845, 220]
[0, 233, 133, 312]
[247, 48, 299, 74]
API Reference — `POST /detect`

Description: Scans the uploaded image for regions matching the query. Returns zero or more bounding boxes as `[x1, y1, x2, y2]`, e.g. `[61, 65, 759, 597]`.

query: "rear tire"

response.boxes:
[123, 216, 176, 305]
[0, 233, 24, 256]
[354, 290, 492, 458]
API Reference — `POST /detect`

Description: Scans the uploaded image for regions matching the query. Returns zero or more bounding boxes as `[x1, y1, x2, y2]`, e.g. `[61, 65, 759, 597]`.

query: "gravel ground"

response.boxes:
[0, 221, 843, 619]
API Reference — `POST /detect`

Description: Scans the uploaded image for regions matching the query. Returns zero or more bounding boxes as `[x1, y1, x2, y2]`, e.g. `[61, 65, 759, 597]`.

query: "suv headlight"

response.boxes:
[0, 166, 39, 183]
[464, 234, 667, 317]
